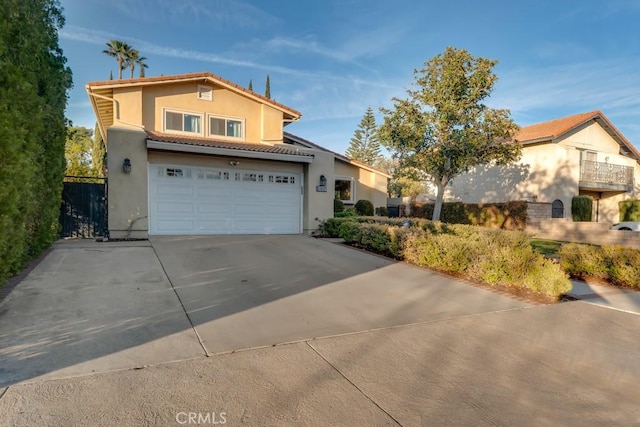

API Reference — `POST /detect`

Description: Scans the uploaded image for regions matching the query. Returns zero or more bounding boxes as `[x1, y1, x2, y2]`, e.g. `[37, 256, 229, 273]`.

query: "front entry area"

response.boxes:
[148, 163, 302, 235]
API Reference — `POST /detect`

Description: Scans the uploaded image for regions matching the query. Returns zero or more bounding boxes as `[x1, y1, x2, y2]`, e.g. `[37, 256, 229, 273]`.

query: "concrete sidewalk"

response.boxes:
[568, 280, 640, 315]
[1, 301, 638, 426]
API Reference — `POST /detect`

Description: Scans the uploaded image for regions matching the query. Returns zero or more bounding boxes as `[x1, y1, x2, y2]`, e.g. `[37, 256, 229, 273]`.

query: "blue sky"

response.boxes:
[60, 0, 640, 154]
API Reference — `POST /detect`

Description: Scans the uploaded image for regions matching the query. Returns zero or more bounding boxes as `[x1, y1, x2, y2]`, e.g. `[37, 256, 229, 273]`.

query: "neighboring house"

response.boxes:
[448, 111, 640, 223]
[86, 72, 389, 238]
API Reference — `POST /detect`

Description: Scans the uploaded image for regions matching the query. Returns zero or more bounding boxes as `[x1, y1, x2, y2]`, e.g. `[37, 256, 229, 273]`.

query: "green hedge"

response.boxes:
[410, 201, 527, 230]
[559, 243, 640, 288]
[354, 199, 374, 216]
[619, 200, 640, 221]
[0, 0, 72, 288]
[334, 198, 344, 213]
[571, 196, 593, 222]
[319, 217, 571, 297]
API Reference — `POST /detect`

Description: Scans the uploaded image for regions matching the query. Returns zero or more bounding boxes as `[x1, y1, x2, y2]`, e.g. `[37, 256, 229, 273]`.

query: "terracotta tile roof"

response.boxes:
[283, 132, 392, 178]
[516, 110, 603, 142]
[86, 72, 301, 118]
[515, 110, 640, 160]
[146, 131, 313, 157]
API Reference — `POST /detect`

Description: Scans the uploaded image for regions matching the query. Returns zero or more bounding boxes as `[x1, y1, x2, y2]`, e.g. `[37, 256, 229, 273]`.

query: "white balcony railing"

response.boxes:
[580, 160, 634, 186]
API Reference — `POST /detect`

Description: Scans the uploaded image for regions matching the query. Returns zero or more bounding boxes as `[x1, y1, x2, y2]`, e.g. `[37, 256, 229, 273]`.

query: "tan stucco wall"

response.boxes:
[133, 82, 284, 144]
[112, 87, 143, 127]
[334, 159, 388, 208]
[560, 121, 623, 155]
[106, 127, 149, 239]
[302, 150, 334, 233]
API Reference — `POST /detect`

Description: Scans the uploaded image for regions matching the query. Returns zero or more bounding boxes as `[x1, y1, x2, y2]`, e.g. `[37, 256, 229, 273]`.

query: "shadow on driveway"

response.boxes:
[0, 235, 528, 387]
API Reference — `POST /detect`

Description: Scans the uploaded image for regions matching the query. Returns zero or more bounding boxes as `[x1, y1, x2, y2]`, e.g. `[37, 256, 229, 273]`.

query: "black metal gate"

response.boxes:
[59, 177, 107, 238]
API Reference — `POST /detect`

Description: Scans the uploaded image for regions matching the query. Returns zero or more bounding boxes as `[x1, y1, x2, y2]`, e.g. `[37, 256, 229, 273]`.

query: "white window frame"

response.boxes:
[207, 114, 245, 141]
[163, 108, 204, 136]
[335, 176, 356, 204]
[197, 85, 213, 101]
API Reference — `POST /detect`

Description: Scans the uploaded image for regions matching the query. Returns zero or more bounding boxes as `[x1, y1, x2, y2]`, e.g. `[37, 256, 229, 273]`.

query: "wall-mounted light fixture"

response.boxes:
[229, 160, 240, 166]
[319, 174, 327, 186]
[123, 158, 132, 174]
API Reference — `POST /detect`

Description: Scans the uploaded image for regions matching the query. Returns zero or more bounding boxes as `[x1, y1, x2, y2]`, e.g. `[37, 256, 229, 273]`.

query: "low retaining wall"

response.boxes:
[526, 218, 640, 249]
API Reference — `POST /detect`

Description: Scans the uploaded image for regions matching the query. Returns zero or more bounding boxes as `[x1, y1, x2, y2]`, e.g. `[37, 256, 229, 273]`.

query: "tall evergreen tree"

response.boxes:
[265, 74, 271, 99]
[345, 107, 382, 166]
[248, 79, 253, 91]
[0, 0, 72, 285]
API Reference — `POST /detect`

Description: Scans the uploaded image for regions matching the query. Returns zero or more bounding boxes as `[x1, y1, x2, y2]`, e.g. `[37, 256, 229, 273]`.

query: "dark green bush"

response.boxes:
[410, 201, 527, 229]
[338, 221, 362, 243]
[619, 200, 640, 221]
[375, 206, 389, 217]
[334, 198, 344, 213]
[354, 199, 374, 216]
[571, 196, 593, 222]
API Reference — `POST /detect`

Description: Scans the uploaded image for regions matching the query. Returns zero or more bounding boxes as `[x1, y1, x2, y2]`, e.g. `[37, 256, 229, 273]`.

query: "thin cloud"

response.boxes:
[60, 26, 398, 89]
[108, 0, 279, 29]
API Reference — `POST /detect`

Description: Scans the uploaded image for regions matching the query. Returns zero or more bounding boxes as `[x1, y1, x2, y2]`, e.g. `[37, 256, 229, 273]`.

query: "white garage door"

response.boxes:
[148, 164, 302, 235]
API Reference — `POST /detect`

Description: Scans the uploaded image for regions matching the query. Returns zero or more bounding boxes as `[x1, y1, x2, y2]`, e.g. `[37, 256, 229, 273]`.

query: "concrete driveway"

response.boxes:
[1, 235, 640, 425]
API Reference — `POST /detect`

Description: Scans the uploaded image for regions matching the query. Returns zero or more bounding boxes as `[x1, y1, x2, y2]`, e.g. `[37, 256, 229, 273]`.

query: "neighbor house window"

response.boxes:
[335, 176, 355, 204]
[164, 109, 202, 135]
[208, 115, 244, 139]
[197, 85, 213, 101]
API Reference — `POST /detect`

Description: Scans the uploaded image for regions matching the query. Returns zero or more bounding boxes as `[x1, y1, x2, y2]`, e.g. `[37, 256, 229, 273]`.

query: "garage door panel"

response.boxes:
[149, 164, 301, 235]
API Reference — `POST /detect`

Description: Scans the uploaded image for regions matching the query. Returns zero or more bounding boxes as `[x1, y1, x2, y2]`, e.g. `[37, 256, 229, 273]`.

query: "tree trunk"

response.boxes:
[117, 58, 123, 79]
[432, 179, 447, 221]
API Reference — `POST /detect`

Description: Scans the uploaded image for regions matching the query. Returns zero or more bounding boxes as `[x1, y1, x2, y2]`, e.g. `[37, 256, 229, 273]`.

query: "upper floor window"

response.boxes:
[164, 109, 202, 135]
[208, 115, 244, 139]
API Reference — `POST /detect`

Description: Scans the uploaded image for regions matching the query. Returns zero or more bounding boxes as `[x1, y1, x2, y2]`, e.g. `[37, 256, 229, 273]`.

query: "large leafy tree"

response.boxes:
[346, 107, 382, 166]
[379, 47, 520, 221]
[0, 0, 72, 285]
[103, 40, 131, 79]
[64, 126, 93, 177]
[92, 122, 106, 176]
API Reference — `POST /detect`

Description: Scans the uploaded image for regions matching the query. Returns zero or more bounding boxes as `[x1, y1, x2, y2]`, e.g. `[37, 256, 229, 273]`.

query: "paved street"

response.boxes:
[1, 236, 639, 426]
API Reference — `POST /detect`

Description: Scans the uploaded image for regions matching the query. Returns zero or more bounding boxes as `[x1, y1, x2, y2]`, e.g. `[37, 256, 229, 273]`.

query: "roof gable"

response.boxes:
[86, 72, 301, 118]
[283, 132, 392, 178]
[516, 110, 640, 161]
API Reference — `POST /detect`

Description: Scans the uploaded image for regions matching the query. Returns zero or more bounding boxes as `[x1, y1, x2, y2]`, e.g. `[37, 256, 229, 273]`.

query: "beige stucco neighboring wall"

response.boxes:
[112, 87, 143, 127]
[450, 142, 578, 217]
[559, 121, 623, 155]
[106, 127, 149, 239]
[334, 159, 388, 209]
[138, 82, 282, 144]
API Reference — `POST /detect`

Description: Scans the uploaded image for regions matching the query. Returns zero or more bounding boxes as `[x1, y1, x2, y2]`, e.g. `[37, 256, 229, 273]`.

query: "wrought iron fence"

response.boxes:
[580, 160, 634, 186]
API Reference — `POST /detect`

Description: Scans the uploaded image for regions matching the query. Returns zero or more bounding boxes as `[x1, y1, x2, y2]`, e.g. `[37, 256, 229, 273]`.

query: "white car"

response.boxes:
[611, 222, 640, 231]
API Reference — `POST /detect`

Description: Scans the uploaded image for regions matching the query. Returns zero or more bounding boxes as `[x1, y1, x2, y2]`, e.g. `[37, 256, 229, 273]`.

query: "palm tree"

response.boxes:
[135, 55, 148, 78]
[102, 40, 131, 79]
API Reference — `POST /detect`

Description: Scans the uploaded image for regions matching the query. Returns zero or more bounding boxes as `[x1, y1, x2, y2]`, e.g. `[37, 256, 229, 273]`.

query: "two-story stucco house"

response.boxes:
[448, 111, 640, 223]
[86, 72, 390, 238]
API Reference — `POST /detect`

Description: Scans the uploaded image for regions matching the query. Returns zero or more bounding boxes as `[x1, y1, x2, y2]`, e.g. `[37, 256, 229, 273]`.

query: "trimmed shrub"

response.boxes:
[327, 217, 571, 297]
[558, 243, 607, 279]
[559, 243, 640, 288]
[619, 200, 640, 221]
[354, 199, 374, 216]
[375, 206, 389, 217]
[335, 208, 357, 218]
[334, 198, 344, 213]
[571, 196, 593, 222]
[410, 201, 528, 229]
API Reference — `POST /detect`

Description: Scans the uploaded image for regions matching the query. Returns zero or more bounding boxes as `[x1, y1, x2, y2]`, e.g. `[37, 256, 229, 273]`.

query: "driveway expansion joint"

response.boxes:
[150, 242, 210, 357]
[306, 341, 403, 426]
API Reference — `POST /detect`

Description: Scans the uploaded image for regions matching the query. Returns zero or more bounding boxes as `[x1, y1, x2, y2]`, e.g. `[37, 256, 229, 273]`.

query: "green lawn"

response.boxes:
[530, 239, 565, 256]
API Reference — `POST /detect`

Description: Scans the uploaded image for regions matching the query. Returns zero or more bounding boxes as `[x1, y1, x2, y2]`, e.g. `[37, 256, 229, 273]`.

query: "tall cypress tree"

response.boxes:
[265, 74, 271, 99]
[92, 123, 106, 177]
[0, 0, 72, 285]
[248, 79, 253, 91]
[346, 107, 382, 166]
